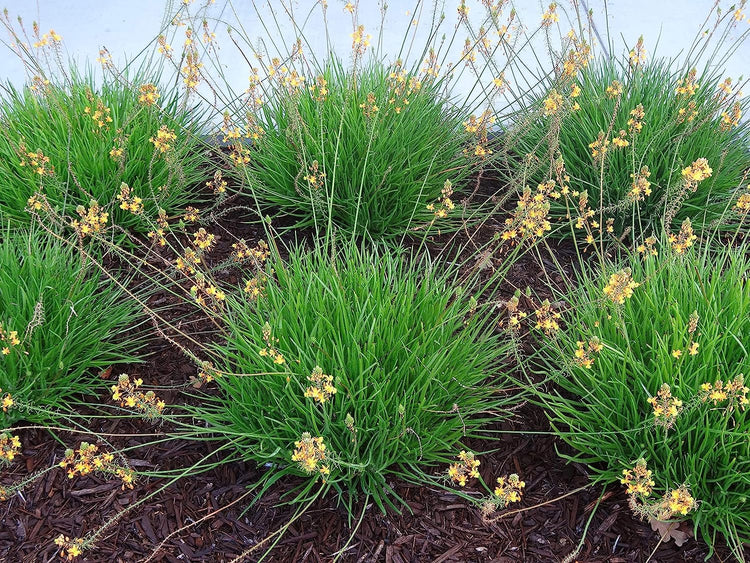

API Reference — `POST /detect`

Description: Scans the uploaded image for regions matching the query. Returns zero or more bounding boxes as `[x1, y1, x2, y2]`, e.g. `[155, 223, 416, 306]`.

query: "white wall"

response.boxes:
[1, 1, 747, 104]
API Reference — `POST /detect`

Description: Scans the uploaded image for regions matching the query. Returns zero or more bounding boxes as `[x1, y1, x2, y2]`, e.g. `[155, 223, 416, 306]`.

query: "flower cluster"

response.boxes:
[542, 89, 564, 116]
[183, 206, 200, 223]
[0, 433, 21, 465]
[541, 3, 559, 26]
[308, 75, 329, 102]
[229, 144, 251, 166]
[303, 160, 326, 189]
[176, 248, 200, 275]
[157, 35, 173, 57]
[17, 143, 54, 176]
[675, 69, 698, 97]
[359, 91, 379, 118]
[32, 27, 62, 48]
[560, 31, 592, 78]
[71, 200, 108, 237]
[304, 366, 337, 404]
[448, 450, 481, 487]
[147, 208, 169, 247]
[655, 485, 697, 520]
[498, 291, 527, 332]
[588, 131, 610, 161]
[96, 47, 113, 69]
[621, 458, 654, 497]
[149, 125, 177, 154]
[534, 299, 561, 336]
[492, 474, 525, 507]
[720, 102, 742, 131]
[502, 181, 559, 241]
[668, 218, 697, 254]
[426, 180, 455, 221]
[462, 110, 495, 158]
[628, 166, 652, 202]
[350, 24, 371, 55]
[735, 185, 750, 214]
[647, 383, 683, 430]
[627, 104, 645, 134]
[190, 274, 226, 309]
[681, 157, 712, 184]
[573, 191, 597, 243]
[676, 99, 698, 124]
[181, 42, 203, 89]
[207, 170, 228, 194]
[138, 83, 160, 107]
[629, 36, 647, 68]
[622, 459, 697, 521]
[605, 80, 623, 99]
[699, 375, 749, 413]
[232, 239, 269, 263]
[259, 322, 285, 365]
[59, 441, 136, 489]
[109, 130, 127, 164]
[111, 374, 166, 420]
[291, 432, 330, 478]
[83, 96, 113, 131]
[573, 337, 603, 369]
[196, 360, 220, 384]
[0, 387, 14, 412]
[636, 235, 658, 256]
[603, 268, 639, 305]
[192, 228, 216, 252]
[244, 274, 267, 301]
[116, 182, 144, 215]
[386, 62, 423, 113]
[54, 535, 85, 560]
[0, 323, 21, 356]
[612, 129, 629, 148]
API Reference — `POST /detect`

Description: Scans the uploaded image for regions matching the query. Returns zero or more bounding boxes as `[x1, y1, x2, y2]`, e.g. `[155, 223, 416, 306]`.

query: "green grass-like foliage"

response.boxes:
[516, 56, 750, 237]
[0, 230, 146, 426]
[0, 69, 207, 232]
[202, 243, 514, 513]
[243, 60, 477, 239]
[538, 243, 749, 557]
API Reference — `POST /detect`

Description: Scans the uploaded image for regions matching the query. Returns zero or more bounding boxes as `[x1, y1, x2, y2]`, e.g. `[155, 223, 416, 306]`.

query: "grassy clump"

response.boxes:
[0, 69, 207, 234]
[536, 242, 749, 558]
[511, 56, 750, 239]
[237, 59, 486, 239]
[199, 242, 515, 513]
[0, 230, 146, 426]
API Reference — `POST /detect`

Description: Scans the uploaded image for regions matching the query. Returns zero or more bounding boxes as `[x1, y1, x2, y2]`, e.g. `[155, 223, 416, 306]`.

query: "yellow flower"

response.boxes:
[668, 218, 698, 255]
[603, 269, 639, 305]
[620, 458, 654, 497]
[149, 125, 177, 154]
[493, 474, 525, 508]
[605, 80, 623, 98]
[138, 83, 160, 107]
[542, 89, 563, 116]
[448, 451, 481, 487]
[541, 3, 559, 26]
[304, 366, 337, 404]
[291, 433, 330, 478]
[681, 158, 712, 182]
[647, 383, 682, 429]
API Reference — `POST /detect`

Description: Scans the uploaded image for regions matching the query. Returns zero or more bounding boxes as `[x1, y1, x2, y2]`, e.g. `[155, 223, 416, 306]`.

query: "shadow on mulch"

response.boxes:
[1, 172, 747, 562]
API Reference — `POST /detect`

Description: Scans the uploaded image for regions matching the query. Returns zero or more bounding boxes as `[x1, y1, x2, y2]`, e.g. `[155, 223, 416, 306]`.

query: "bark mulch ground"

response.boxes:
[1, 176, 747, 562]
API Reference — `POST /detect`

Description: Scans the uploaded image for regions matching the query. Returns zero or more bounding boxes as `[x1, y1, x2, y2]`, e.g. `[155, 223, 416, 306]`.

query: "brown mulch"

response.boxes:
[1, 174, 747, 562]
